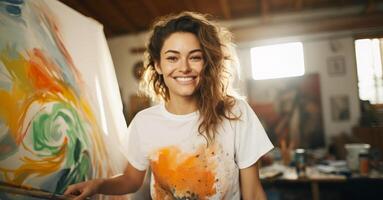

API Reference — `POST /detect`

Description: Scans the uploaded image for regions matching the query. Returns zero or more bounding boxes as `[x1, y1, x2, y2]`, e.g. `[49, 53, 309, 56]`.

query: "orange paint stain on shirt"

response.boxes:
[150, 145, 218, 200]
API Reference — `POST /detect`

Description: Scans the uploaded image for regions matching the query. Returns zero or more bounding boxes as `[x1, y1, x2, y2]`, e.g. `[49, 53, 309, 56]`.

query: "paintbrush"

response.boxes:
[0, 181, 77, 200]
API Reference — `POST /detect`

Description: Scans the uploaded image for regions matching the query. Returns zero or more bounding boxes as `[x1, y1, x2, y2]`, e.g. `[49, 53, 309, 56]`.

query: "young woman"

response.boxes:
[64, 12, 273, 200]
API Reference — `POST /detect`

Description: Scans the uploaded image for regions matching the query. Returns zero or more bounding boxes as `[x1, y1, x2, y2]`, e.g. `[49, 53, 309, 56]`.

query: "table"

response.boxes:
[260, 164, 383, 200]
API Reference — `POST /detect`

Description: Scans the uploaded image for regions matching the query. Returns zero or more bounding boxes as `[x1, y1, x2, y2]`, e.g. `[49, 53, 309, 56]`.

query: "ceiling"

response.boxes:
[59, 0, 383, 38]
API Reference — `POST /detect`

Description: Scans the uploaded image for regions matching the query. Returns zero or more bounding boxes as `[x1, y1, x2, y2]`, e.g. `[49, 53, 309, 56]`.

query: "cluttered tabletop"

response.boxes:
[259, 145, 383, 200]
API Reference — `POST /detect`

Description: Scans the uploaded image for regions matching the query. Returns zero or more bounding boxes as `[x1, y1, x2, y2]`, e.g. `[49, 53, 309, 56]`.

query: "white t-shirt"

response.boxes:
[124, 99, 273, 200]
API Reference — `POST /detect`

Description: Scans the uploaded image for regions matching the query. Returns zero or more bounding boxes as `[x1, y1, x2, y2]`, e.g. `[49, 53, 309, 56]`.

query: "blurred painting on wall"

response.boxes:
[248, 73, 325, 149]
[0, 0, 127, 199]
[330, 95, 350, 121]
[327, 55, 346, 76]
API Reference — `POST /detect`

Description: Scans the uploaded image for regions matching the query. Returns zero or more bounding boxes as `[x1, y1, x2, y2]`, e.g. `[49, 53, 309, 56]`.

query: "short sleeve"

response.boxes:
[121, 116, 149, 171]
[234, 99, 274, 169]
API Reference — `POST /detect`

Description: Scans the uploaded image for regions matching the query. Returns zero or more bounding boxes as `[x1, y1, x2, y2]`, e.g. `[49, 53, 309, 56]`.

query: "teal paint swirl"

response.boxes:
[31, 102, 93, 193]
[32, 102, 90, 164]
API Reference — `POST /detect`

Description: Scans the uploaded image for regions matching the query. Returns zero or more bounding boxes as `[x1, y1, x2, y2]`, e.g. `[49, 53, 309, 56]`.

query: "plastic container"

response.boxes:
[345, 143, 370, 172]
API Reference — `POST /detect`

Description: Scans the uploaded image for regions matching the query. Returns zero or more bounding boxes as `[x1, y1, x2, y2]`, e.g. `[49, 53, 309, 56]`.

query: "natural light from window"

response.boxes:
[355, 38, 383, 104]
[250, 42, 305, 80]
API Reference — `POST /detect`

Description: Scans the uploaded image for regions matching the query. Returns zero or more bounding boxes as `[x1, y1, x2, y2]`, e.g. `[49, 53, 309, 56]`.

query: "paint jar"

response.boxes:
[294, 148, 306, 178]
[359, 153, 369, 176]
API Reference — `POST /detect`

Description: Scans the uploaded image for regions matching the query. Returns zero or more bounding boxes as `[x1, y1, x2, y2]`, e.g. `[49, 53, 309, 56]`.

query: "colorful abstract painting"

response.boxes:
[247, 74, 325, 149]
[0, 0, 127, 199]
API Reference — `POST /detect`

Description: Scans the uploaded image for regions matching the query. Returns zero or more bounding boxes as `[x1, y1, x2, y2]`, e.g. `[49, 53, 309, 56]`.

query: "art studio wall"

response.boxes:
[238, 36, 360, 146]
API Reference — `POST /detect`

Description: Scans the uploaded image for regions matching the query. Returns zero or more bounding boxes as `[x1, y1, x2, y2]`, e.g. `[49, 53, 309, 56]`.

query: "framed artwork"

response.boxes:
[330, 95, 351, 121]
[247, 74, 325, 149]
[327, 55, 346, 76]
[133, 61, 144, 81]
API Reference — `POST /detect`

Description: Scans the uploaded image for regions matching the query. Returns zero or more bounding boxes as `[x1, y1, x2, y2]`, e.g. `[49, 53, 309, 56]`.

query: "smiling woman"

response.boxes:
[141, 12, 241, 141]
[65, 12, 273, 200]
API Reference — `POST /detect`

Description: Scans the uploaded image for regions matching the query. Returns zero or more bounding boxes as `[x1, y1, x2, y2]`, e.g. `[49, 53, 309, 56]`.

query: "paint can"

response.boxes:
[294, 148, 306, 178]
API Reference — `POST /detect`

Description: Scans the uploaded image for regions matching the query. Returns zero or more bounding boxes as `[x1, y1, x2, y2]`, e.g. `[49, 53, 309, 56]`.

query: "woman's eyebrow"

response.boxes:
[164, 49, 202, 54]
[164, 50, 180, 54]
[189, 49, 202, 54]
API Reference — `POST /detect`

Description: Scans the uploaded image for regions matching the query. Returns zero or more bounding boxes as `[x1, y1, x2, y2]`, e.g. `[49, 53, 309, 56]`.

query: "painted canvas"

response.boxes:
[247, 74, 325, 149]
[0, 0, 128, 199]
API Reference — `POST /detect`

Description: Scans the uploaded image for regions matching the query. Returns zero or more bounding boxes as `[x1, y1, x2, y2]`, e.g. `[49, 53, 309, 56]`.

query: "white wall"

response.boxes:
[107, 32, 150, 106]
[304, 37, 360, 142]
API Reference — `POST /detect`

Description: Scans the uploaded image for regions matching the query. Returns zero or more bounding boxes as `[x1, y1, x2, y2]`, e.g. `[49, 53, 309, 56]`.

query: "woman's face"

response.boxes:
[155, 32, 205, 101]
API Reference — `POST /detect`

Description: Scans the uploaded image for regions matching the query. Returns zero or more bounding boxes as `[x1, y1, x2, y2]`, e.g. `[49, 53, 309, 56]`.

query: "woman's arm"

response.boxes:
[239, 161, 267, 200]
[64, 162, 146, 200]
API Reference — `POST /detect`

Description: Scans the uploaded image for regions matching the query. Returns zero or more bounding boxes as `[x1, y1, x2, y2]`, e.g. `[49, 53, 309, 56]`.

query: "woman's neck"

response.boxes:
[165, 96, 198, 115]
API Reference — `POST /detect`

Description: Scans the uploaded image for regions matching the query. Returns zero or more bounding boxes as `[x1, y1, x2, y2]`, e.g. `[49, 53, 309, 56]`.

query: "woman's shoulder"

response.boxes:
[231, 96, 251, 114]
[132, 104, 162, 121]
[233, 96, 248, 106]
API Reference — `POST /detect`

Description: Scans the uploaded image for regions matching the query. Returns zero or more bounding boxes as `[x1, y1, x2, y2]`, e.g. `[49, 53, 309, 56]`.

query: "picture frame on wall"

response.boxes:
[330, 95, 351, 121]
[327, 55, 346, 76]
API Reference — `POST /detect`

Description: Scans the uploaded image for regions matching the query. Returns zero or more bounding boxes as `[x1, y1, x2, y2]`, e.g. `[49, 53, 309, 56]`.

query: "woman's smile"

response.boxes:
[173, 75, 197, 84]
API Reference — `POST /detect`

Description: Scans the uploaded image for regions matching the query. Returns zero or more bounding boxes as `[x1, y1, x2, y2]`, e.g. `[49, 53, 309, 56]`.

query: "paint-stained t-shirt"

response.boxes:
[123, 99, 273, 200]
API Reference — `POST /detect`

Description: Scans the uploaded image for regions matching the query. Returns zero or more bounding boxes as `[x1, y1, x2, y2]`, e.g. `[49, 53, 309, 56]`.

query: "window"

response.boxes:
[250, 42, 305, 80]
[355, 38, 383, 104]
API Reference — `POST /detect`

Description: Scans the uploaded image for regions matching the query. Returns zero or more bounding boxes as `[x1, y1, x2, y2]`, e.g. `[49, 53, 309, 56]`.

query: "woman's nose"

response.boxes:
[178, 58, 191, 72]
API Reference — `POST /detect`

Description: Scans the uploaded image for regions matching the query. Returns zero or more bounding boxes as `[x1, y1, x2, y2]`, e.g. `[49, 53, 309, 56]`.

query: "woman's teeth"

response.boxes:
[175, 77, 194, 81]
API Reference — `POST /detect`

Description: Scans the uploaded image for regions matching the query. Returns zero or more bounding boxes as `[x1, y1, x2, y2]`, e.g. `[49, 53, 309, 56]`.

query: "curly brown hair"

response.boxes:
[140, 11, 240, 143]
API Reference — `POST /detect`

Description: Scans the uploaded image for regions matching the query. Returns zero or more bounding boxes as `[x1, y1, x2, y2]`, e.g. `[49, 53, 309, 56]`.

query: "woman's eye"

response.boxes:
[190, 56, 203, 61]
[166, 56, 178, 62]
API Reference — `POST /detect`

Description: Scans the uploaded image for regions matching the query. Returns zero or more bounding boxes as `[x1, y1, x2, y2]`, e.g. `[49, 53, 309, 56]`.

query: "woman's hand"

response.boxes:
[63, 162, 146, 199]
[64, 179, 104, 200]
